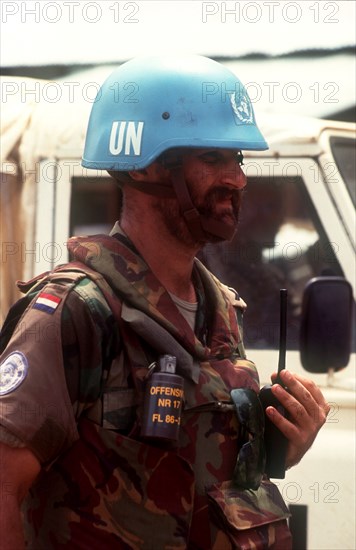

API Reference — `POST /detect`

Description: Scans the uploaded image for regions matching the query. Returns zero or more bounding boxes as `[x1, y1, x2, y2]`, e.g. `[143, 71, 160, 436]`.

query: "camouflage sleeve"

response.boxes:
[0, 277, 118, 464]
[62, 277, 119, 418]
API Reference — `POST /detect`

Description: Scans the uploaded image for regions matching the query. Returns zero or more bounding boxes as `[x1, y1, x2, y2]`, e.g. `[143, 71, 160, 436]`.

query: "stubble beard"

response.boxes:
[154, 187, 243, 247]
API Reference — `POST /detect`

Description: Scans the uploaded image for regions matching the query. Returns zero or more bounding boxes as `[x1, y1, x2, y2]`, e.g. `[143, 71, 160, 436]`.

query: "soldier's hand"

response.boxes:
[265, 370, 330, 469]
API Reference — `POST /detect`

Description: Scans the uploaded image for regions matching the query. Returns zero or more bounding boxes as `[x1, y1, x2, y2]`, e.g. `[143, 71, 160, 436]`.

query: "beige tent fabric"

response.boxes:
[0, 76, 91, 323]
[1, 77, 39, 323]
[1, 170, 24, 323]
[18, 80, 91, 279]
[0, 78, 38, 159]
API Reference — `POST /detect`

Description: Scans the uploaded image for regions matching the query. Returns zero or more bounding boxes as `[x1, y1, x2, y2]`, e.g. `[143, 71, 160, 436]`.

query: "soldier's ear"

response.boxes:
[129, 162, 170, 182]
[128, 168, 149, 181]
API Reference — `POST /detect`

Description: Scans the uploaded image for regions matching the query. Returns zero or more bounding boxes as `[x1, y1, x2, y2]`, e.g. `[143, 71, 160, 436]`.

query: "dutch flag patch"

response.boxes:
[33, 291, 61, 314]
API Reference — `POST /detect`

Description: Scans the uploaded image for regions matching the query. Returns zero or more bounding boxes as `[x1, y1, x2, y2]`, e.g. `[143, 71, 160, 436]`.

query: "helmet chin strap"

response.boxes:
[168, 164, 237, 242]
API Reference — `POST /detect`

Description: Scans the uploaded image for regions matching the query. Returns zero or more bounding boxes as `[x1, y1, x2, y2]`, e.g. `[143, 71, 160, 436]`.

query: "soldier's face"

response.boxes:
[153, 148, 246, 245]
[180, 148, 246, 227]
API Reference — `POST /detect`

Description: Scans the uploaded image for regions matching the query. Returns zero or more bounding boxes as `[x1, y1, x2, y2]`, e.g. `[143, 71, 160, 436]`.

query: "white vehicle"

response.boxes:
[1, 76, 355, 549]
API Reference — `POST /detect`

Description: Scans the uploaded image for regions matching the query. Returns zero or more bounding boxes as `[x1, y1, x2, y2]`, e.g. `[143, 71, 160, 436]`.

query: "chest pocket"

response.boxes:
[70, 278, 139, 434]
[101, 354, 139, 434]
[102, 387, 137, 432]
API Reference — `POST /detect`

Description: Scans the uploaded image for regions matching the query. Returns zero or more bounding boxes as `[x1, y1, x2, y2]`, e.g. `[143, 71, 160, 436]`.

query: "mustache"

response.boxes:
[198, 187, 244, 215]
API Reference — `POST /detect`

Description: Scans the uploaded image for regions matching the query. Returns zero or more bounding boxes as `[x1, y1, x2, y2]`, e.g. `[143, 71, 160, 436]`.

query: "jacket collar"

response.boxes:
[67, 224, 241, 360]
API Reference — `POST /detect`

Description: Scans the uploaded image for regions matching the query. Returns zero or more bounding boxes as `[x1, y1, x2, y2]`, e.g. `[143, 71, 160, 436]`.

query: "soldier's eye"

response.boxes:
[200, 153, 221, 164]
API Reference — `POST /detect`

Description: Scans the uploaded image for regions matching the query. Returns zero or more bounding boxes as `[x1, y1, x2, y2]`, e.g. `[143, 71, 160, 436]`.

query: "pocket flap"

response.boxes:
[103, 387, 137, 430]
[208, 478, 290, 531]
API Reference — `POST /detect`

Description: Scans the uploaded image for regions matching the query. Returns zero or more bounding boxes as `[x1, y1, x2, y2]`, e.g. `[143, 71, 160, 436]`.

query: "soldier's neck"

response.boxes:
[120, 217, 198, 303]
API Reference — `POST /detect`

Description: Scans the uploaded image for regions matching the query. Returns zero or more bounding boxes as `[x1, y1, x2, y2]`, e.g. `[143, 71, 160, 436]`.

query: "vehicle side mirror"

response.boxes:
[300, 277, 354, 373]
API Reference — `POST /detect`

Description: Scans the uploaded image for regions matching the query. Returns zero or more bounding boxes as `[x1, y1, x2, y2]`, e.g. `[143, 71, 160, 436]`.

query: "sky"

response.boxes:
[1, 0, 355, 66]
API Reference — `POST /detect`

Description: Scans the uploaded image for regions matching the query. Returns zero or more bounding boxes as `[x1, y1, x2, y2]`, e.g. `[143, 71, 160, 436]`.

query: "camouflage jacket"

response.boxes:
[0, 226, 291, 549]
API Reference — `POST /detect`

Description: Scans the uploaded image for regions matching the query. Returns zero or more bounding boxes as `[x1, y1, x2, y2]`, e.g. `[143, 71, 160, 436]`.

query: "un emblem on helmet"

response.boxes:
[230, 91, 254, 125]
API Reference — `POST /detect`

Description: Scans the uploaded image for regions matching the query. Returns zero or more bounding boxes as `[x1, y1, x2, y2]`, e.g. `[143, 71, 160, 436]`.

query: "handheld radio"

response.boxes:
[259, 288, 288, 479]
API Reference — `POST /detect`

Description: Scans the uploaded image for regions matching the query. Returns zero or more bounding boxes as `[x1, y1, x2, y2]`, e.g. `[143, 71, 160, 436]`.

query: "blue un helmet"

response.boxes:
[82, 55, 267, 170]
[82, 55, 268, 240]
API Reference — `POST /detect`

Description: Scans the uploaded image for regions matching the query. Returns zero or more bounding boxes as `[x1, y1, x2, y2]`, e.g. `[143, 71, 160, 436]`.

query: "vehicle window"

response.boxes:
[330, 137, 356, 206]
[70, 177, 122, 236]
[199, 176, 344, 350]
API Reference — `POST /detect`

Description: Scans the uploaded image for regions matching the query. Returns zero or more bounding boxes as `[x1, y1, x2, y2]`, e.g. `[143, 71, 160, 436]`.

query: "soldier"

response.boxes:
[0, 55, 329, 549]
